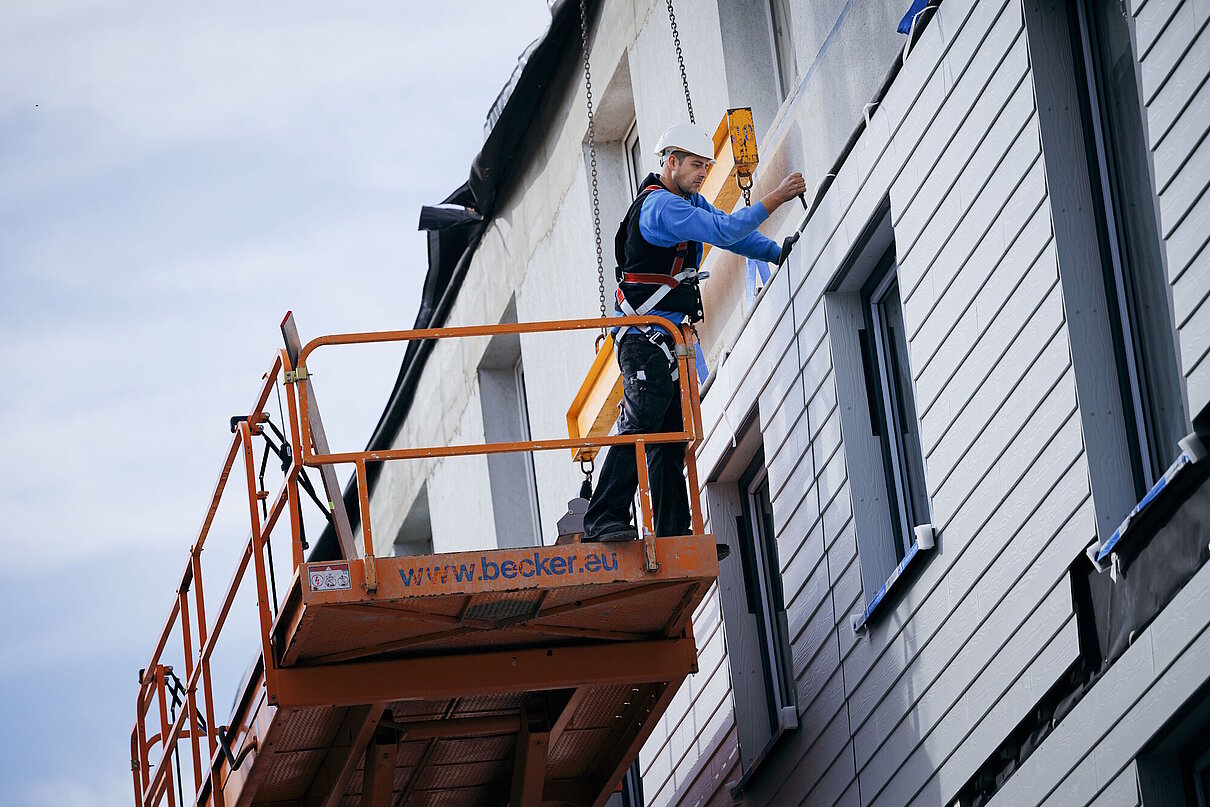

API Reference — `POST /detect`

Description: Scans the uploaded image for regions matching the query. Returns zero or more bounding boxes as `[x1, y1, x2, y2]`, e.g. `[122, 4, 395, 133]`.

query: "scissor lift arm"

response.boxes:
[130, 315, 716, 807]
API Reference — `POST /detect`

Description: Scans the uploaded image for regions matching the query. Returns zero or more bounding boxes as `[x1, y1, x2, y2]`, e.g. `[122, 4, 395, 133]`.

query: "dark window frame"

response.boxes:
[824, 203, 934, 617]
[1067, 0, 1188, 497]
[737, 451, 796, 736]
[706, 416, 798, 784]
[860, 251, 931, 562]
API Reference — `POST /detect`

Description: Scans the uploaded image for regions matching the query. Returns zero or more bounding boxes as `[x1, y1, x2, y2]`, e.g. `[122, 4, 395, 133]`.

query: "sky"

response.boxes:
[0, 2, 554, 803]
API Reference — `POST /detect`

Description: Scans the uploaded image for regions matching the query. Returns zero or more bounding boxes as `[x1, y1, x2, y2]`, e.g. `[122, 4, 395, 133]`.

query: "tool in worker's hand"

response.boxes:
[798, 193, 807, 209]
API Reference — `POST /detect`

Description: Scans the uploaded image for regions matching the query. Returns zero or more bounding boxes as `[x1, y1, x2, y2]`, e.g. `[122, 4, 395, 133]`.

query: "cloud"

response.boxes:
[0, 2, 550, 199]
[0, 1, 555, 799]
[0, 1, 554, 572]
[22, 775, 131, 807]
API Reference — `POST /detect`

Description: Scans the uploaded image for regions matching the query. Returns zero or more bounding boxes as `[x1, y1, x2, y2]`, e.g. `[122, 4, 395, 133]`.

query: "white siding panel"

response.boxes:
[1150, 62, 1210, 192]
[1172, 217, 1210, 326]
[906, 155, 1047, 382]
[1146, 20, 1210, 147]
[1088, 763, 1142, 807]
[1134, 0, 1182, 59]
[894, 25, 1032, 275]
[843, 400, 1087, 725]
[908, 616, 1081, 807]
[918, 274, 1064, 476]
[1137, 1, 1205, 105]
[992, 559, 1210, 805]
[909, 193, 1055, 428]
[849, 439, 1089, 774]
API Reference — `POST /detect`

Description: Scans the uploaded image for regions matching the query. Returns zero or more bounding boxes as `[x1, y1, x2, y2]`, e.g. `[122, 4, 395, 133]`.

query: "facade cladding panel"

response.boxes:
[361, 0, 1210, 804]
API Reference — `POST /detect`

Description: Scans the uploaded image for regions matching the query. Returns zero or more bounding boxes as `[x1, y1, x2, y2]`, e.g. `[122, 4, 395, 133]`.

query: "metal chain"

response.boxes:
[580, 0, 607, 321]
[737, 172, 753, 206]
[666, 0, 695, 124]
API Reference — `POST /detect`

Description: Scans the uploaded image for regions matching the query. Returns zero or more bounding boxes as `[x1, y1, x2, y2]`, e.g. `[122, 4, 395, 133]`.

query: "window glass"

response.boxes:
[856, 251, 930, 563]
[869, 272, 930, 555]
[1073, 0, 1186, 492]
[625, 122, 643, 197]
[768, 0, 797, 99]
[824, 210, 932, 606]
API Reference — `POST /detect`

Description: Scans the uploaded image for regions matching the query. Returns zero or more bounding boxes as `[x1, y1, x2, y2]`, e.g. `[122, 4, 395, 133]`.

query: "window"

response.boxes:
[826, 207, 932, 607]
[768, 0, 797, 100]
[1070, 0, 1187, 496]
[624, 119, 643, 197]
[478, 303, 542, 549]
[1023, 0, 1188, 541]
[736, 454, 797, 742]
[863, 257, 930, 563]
[1137, 683, 1210, 806]
[708, 422, 796, 778]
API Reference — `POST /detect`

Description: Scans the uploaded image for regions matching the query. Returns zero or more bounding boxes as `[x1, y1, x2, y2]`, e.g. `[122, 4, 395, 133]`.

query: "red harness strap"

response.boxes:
[621, 272, 679, 286]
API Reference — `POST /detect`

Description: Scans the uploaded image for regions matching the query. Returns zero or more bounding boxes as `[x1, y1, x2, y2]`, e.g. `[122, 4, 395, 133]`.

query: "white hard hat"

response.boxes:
[653, 123, 715, 164]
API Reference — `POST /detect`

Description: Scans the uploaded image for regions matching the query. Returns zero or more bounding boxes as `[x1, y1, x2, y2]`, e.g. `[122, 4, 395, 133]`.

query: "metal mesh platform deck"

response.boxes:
[208, 534, 717, 806]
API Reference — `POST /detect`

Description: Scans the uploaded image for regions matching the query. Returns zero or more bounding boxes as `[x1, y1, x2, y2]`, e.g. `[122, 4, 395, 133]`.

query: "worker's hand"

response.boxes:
[776, 232, 800, 266]
[761, 172, 807, 212]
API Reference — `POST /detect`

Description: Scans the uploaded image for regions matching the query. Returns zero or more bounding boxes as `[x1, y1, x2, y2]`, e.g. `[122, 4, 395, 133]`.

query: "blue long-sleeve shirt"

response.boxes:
[622, 189, 780, 332]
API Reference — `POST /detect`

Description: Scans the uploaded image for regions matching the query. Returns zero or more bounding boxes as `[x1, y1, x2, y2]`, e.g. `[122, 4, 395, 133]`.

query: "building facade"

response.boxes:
[345, 0, 1210, 803]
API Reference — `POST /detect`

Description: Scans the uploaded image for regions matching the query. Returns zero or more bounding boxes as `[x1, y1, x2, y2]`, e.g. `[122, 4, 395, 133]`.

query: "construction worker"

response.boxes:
[584, 122, 806, 542]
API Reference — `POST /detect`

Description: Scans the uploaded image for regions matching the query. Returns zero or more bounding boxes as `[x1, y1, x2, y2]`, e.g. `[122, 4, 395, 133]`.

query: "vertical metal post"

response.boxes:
[240, 422, 278, 695]
[191, 551, 218, 761]
[136, 686, 151, 798]
[510, 702, 550, 807]
[280, 348, 306, 572]
[634, 439, 659, 572]
[356, 459, 378, 594]
[361, 727, 398, 806]
[130, 729, 142, 806]
[177, 587, 203, 795]
[154, 666, 178, 807]
[681, 325, 706, 536]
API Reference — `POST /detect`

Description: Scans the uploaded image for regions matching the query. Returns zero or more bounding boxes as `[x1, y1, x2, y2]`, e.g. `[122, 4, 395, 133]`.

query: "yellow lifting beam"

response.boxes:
[566, 109, 758, 460]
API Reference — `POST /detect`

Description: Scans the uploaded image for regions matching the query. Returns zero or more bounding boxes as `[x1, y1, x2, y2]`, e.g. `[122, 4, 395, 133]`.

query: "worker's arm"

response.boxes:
[639, 193, 779, 261]
[695, 196, 781, 263]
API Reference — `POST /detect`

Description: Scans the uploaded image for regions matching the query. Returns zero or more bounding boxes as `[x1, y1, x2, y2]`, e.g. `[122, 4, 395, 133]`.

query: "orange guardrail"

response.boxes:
[129, 315, 707, 807]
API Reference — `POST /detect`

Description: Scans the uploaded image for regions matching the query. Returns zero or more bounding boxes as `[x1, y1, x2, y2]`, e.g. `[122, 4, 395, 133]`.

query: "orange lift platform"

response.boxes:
[130, 314, 718, 807]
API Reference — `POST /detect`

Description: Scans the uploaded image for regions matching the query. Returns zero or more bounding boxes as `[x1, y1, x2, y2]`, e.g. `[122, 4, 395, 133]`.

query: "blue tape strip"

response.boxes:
[853, 540, 927, 632]
[695, 343, 709, 386]
[1095, 451, 1193, 563]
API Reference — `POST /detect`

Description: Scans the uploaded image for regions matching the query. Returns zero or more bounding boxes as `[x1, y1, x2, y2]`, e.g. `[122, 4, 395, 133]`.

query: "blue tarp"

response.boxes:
[744, 257, 771, 307]
[898, 0, 932, 34]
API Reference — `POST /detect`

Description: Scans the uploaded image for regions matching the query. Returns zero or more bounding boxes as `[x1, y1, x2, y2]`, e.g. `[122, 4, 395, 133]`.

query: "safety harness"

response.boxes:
[612, 176, 708, 364]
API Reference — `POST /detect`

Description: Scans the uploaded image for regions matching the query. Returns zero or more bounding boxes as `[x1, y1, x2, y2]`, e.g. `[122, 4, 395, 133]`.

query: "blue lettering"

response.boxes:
[533, 552, 552, 576]
[520, 559, 534, 577]
[550, 557, 566, 574]
[603, 552, 618, 572]
[453, 563, 475, 583]
[399, 568, 416, 586]
[585, 555, 601, 573]
[501, 560, 518, 579]
[481, 557, 499, 580]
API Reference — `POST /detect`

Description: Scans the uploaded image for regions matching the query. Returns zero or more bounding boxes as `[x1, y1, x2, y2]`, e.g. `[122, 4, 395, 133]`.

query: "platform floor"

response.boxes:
[209, 534, 717, 806]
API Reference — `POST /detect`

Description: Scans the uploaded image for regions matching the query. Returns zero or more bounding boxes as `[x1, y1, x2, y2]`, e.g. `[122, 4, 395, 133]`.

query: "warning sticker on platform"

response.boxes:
[309, 562, 351, 592]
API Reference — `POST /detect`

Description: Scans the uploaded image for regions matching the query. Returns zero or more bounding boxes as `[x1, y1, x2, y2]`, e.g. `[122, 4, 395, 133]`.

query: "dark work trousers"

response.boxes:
[584, 333, 690, 539]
